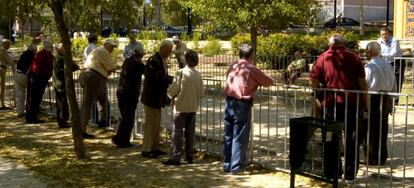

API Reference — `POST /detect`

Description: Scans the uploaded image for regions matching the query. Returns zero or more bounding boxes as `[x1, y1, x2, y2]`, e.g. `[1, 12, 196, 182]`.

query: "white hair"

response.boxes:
[328, 34, 344, 46]
[365, 41, 381, 55]
[160, 39, 173, 49]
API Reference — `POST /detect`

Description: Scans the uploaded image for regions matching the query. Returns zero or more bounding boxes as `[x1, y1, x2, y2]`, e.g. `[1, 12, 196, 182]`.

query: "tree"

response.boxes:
[179, 0, 317, 63]
[359, 0, 365, 36]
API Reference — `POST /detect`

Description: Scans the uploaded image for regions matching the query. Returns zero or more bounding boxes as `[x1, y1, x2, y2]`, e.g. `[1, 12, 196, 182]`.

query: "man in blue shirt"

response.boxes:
[377, 27, 404, 104]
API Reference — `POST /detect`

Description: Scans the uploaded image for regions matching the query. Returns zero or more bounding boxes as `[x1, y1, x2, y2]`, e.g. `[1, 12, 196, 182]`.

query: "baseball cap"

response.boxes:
[103, 39, 118, 47]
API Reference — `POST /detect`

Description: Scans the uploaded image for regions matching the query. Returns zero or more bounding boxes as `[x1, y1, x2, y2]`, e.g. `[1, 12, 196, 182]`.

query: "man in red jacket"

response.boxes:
[26, 40, 54, 124]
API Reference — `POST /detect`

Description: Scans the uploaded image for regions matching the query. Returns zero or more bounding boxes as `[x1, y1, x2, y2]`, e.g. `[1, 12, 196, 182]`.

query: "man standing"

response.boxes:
[80, 39, 118, 139]
[14, 43, 37, 117]
[362, 41, 396, 166]
[377, 27, 403, 104]
[163, 50, 205, 165]
[122, 34, 144, 60]
[223, 44, 273, 175]
[172, 36, 187, 69]
[112, 44, 145, 148]
[26, 40, 54, 124]
[53, 44, 80, 128]
[0, 39, 14, 110]
[311, 34, 368, 184]
[140, 40, 174, 158]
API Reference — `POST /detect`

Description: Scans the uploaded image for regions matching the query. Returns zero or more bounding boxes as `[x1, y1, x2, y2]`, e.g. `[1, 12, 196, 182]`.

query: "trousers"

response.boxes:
[170, 112, 196, 161]
[14, 71, 27, 114]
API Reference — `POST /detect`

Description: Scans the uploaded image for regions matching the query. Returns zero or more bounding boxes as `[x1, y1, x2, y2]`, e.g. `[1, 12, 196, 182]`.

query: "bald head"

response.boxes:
[328, 34, 344, 47]
[365, 41, 381, 60]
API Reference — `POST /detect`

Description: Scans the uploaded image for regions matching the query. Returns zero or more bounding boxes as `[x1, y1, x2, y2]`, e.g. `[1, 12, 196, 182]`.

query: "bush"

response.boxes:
[71, 38, 88, 60]
[13, 35, 33, 49]
[202, 36, 222, 56]
[192, 32, 202, 52]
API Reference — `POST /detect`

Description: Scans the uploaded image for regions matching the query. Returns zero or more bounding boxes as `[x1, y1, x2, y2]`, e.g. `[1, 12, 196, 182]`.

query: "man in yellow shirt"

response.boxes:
[79, 39, 118, 139]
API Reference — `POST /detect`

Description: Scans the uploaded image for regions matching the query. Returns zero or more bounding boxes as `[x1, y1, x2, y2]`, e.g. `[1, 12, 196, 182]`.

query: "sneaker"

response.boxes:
[230, 170, 250, 176]
[82, 133, 96, 139]
[17, 113, 25, 118]
[345, 179, 355, 185]
[152, 150, 167, 155]
[162, 159, 181, 166]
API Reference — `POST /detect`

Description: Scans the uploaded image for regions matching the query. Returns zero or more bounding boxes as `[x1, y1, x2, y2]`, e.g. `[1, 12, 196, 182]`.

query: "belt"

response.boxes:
[85, 68, 106, 80]
[226, 96, 253, 105]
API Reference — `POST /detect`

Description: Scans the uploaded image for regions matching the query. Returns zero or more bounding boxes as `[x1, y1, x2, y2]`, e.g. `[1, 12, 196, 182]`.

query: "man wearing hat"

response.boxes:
[123, 34, 144, 60]
[172, 36, 187, 68]
[0, 39, 14, 110]
[79, 39, 118, 138]
[112, 43, 145, 148]
[26, 40, 54, 123]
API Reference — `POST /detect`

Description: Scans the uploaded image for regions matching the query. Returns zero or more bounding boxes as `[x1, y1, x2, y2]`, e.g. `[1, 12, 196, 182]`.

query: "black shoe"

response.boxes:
[0, 106, 12, 110]
[17, 113, 25, 118]
[59, 125, 71, 128]
[163, 159, 180, 166]
[152, 150, 167, 155]
[187, 158, 193, 164]
[141, 151, 158, 158]
[111, 137, 136, 148]
[82, 133, 96, 139]
[27, 119, 45, 124]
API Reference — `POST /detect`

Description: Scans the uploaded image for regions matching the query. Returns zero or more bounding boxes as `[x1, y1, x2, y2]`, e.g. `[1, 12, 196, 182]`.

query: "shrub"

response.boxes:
[71, 38, 88, 60]
[13, 35, 33, 49]
[180, 32, 190, 42]
[202, 36, 222, 56]
[192, 32, 202, 52]
[230, 33, 250, 54]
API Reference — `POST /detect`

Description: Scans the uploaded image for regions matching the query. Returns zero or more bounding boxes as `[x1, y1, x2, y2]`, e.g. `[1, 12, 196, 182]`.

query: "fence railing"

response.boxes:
[1, 54, 413, 187]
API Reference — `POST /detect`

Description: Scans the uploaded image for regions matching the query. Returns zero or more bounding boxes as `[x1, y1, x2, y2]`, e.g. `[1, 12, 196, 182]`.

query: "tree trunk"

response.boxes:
[49, 0, 86, 159]
[250, 26, 258, 65]
[359, 0, 365, 36]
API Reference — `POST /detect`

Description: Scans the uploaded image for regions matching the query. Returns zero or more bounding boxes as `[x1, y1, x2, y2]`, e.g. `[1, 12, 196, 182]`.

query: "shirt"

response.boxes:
[168, 66, 204, 113]
[377, 37, 402, 63]
[84, 47, 117, 78]
[117, 56, 145, 94]
[365, 57, 397, 92]
[287, 58, 306, 71]
[0, 47, 13, 68]
[16, 49, 36, 73]
[29, 49, 54, 79]
[83, 43, 98, 60]
[122, 41, 144, 59]
[224, 59, 274, 100]
[311, 46, 365, 105]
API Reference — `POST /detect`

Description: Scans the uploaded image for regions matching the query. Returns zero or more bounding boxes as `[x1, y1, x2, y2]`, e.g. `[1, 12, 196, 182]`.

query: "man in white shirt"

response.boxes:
[362, 41, 397, 166]
[0, 39, 13, 110]
[377, 27, 404, 103]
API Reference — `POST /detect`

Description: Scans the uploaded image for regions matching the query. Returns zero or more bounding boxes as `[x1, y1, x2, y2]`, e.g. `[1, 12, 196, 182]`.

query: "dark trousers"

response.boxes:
[325, 104, 361, 180]
[170, 112, 196, 162]
[113, 89, 138, 144]
[391, 59, 406, 104]
[26, 74, 48, 122]
[361, 95, 390, 165]
[54, 88, 69, 127]
[223, 97, 252, 173]
[90, 84, 110, 127]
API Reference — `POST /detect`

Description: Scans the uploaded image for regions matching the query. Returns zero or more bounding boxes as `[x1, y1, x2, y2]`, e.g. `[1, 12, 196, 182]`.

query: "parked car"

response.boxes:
[101, 26, 112, 37]
[323, 17, 360, 28]
[163, 26, 185, 37]
[117, 27, 128, 37]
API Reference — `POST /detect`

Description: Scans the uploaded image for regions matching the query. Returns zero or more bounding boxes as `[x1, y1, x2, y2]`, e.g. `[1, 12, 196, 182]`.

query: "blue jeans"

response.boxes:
[223, 97, 252, 173]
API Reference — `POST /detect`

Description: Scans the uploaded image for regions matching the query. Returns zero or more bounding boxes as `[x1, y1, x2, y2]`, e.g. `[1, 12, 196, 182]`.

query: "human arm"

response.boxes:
[167, 70, 182, 98]
[251, 66, 274, 87]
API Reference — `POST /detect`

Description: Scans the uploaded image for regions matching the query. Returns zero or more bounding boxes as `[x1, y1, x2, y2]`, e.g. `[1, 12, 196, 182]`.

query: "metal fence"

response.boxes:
[2, 54, 413, 187]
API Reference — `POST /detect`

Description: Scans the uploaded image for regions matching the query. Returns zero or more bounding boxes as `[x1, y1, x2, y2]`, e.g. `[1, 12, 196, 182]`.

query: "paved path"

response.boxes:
[0, 157, 47, 188]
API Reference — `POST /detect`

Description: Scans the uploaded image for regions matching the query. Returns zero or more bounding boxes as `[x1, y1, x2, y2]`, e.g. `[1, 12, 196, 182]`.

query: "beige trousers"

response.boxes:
[0, 69, 6, 107]
[142, 104, 161, 152]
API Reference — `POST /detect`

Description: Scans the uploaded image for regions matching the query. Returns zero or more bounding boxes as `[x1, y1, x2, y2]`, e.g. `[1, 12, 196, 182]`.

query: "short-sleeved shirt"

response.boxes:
[84, 47, 117, 78]
[377, 37, 402, 63]
[365, 57, 396, 92]
[311, 46, 365, 106]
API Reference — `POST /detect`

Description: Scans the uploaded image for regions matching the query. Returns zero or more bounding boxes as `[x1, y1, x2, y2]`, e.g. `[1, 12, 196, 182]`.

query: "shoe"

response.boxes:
[82, 133, 96, 139]
[187, 158, 193, 164]
[152, 150, 167, 155]
[111, 137, 135, 148]
[345, 179, 355, 185]
[141, 151, 158, 158]
[27, 119, 45, 124]
[0, 106, 12, 110]
[230, 169, 250, 175]
[223, 169, 230, 173]
[162, 159, 181, 166]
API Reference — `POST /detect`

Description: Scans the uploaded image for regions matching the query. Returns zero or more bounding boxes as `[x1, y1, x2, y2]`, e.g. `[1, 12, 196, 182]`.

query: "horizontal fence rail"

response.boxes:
[2, 54, 413, 187]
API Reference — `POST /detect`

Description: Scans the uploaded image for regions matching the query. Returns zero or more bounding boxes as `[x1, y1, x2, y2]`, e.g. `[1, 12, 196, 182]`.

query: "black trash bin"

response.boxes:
[289, 117, 342, 188]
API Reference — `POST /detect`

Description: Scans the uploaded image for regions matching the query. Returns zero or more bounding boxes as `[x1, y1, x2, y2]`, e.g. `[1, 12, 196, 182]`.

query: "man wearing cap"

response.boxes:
[112, 43, 145, 148]
[14, 42, 38, 117]
[140, 39, 174, 158]
[172, 36, 187, 69]
[79, 39, 118, 139]
[0, 39, 14, 110]
[122, 34, 144, 60]
[53, 44, 79, 128]
[26, 40, 54, 123]
[223, 44, 274, 175]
